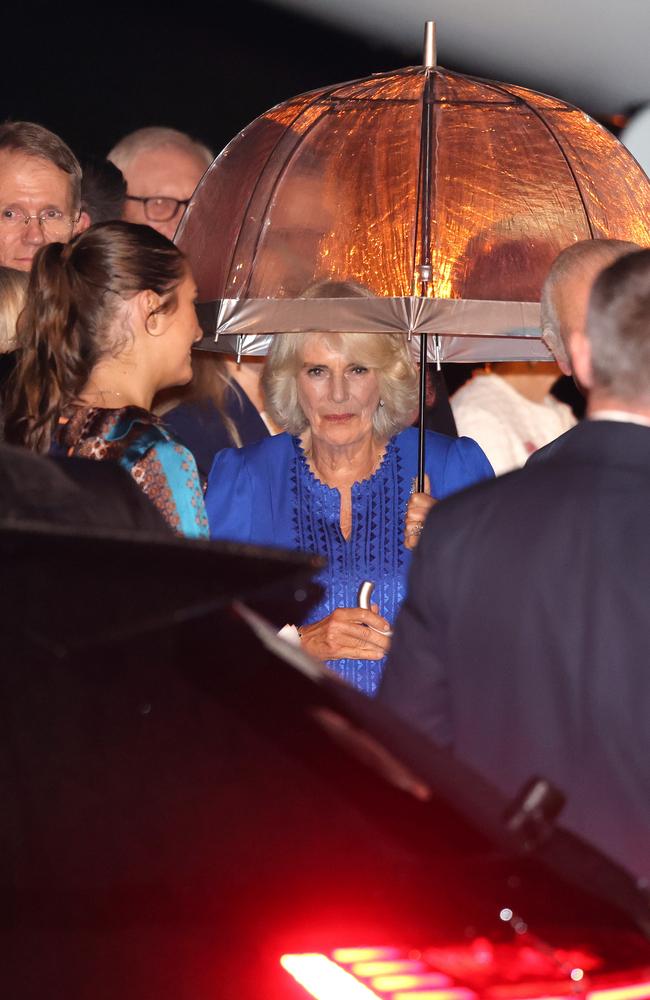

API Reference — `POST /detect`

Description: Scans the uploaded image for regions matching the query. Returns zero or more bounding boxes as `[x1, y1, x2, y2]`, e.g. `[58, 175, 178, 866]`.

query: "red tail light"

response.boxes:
[281, 946, 650, 1000]
[280, 953, 382, 999]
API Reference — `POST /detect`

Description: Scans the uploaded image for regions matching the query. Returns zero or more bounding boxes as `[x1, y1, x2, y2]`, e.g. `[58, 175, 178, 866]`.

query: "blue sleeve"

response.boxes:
[127, 439, 209, 539]
[434, 435, 494, 500]
[205, 447, 254, 543]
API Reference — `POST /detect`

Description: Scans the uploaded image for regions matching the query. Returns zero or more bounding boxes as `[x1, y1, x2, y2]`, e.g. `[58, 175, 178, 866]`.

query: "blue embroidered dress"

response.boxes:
[206, 427, 492, 694]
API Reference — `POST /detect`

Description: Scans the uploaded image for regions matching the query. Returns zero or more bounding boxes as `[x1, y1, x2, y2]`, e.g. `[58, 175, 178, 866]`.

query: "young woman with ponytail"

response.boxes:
[4, 221, 208, 537]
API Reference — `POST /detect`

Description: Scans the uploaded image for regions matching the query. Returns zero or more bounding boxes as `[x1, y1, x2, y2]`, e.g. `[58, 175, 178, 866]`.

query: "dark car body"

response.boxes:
[1, 525, 649, 999]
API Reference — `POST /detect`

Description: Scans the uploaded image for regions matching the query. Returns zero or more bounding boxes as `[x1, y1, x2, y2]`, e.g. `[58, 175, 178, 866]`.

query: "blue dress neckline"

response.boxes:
[292, 435, 396, 547]
[292, 435, 395, 495]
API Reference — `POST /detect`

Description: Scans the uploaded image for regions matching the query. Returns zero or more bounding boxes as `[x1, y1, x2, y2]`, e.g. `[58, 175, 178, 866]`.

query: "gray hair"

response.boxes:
[107, 126, 213, 173]
[541, 239, 640, 368]
[263, 332, 419, 438]
[587, 248, 650, 403]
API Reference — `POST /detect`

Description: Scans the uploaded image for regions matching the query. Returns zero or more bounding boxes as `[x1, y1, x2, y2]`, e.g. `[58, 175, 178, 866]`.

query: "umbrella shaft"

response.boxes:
[418, 70, 436, 276]
[417, 334, 428, 492]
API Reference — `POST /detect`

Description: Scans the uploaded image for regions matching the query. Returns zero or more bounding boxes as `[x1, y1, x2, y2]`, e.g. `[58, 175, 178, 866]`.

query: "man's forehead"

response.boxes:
[0, 150, 73, 205]
[125, 144, 207, 195]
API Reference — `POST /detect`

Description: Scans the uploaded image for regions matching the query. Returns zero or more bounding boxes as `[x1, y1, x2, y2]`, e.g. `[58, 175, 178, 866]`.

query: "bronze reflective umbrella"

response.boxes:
[177, 22, 650, 481]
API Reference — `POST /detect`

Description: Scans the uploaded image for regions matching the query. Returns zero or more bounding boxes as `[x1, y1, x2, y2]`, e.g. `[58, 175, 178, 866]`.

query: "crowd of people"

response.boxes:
[0, 117, 648, 880]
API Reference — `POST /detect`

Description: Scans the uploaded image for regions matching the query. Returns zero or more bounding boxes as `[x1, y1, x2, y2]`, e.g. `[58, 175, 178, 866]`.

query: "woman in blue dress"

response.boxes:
[5, 221, 208, 538]
[206, 331, 493, 694]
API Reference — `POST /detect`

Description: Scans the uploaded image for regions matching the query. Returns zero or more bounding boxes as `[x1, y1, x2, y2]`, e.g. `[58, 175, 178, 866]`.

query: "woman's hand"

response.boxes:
[299, 606, 392, 661]
[405, 473, 437, 550]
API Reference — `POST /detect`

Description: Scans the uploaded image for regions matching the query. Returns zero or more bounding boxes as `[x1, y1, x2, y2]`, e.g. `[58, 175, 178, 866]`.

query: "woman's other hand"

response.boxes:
[405, 473, 437, 550]
[300, 606, 392, 661]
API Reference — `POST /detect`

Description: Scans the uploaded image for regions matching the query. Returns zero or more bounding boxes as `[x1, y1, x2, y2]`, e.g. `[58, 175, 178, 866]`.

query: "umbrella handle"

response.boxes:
[357, 580, 393, 636]
[358, 580, 374, 610]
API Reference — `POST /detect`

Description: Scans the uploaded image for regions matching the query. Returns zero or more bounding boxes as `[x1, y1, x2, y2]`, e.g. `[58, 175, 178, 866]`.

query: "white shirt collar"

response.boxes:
[589, 410, 650, 429]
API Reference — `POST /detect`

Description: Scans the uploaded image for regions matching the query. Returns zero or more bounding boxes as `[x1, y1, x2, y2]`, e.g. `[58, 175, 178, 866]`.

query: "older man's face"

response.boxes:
[0, 151, 79, 271]
[121, 145, 207, 241]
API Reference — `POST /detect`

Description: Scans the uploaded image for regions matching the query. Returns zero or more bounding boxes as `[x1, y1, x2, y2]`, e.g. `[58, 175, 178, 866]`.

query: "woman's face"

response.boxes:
[296, 334, 381, 450]
[156, 269, 202, 389]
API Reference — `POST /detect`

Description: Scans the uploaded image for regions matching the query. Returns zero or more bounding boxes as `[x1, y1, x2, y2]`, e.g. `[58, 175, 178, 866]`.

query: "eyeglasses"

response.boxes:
[0, 207, 77, 238]
[125, 195, 190, 222]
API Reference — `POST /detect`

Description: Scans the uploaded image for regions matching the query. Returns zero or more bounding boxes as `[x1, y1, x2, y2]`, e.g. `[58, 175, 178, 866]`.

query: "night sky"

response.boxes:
[2, 0, 619, 165]
[1, 1, 425, 162]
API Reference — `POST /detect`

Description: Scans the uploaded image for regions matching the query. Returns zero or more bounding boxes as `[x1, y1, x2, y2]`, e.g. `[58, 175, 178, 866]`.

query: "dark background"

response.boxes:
[0, 0, 589, 410]
[0, 1, 515, 163]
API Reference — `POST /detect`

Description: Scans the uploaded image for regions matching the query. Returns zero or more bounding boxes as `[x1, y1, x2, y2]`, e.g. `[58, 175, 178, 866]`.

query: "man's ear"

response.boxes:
[568, 328, 593, 392]
[75, 211, 91, 235]
[542, 324, 573, 376]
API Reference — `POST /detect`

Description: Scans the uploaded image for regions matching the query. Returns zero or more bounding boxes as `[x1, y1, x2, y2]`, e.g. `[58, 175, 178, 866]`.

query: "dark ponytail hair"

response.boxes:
[5, 221, 186, 452]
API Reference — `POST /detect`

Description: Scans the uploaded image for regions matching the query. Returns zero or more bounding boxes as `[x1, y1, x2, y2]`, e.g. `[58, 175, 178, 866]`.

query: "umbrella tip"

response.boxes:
[423, 20, 437, 69]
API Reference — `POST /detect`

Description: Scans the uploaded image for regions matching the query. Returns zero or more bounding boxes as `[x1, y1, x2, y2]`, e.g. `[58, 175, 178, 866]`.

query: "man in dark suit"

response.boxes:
[379, 249, 650, 880]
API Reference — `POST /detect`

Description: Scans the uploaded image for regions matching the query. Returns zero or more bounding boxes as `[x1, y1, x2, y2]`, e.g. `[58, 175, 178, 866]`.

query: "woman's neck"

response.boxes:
[78, 360, 155, 411]
[304, 431, 385, 488]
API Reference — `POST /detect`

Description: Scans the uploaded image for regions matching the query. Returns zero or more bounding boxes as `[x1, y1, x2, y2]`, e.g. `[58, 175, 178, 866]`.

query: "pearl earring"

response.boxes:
[378, 399, 385, 407]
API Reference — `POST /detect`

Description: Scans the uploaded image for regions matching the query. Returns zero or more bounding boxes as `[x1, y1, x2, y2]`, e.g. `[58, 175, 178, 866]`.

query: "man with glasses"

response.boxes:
[0, 121, 87, 271]
[108, 127, 213, 240]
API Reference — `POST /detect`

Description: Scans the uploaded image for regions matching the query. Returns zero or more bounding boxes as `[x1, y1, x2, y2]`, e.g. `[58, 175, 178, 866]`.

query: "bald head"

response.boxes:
[541, 239, 640, 375]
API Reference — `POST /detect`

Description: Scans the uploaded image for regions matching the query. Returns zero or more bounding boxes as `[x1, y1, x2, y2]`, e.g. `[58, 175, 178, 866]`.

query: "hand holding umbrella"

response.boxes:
[405, 473, 436, 550]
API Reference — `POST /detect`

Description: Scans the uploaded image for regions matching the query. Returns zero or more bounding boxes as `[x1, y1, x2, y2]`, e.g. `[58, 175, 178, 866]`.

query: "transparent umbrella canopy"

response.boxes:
[176, 23, 650, 364]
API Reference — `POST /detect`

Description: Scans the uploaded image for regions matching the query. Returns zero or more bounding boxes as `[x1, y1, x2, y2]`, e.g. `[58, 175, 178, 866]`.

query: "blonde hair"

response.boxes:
[0, 266, 28, 352]
[263, 332, 418, 438]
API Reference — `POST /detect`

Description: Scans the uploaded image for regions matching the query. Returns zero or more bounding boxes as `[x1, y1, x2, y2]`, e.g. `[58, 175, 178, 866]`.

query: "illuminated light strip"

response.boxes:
[281, 954, 382, 1000]
[392, 991, 477, 1000]
[505, 986, 650, 1000]
[333, 948, 405, 963]
[353, 961, 429, 976]
[590, 984, 650, 1000]
[371, 974, 455, 991]
[503, 995, 569, 1000]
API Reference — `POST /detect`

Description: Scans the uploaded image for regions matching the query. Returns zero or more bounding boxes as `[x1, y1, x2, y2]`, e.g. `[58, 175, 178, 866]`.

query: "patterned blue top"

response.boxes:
[206, 427, 493, 694]
[56, 406, 209, 539]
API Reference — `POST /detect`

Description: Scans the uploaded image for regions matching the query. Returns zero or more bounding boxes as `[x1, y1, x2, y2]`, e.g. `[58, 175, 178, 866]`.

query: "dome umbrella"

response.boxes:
[176, 21, 650, 485]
